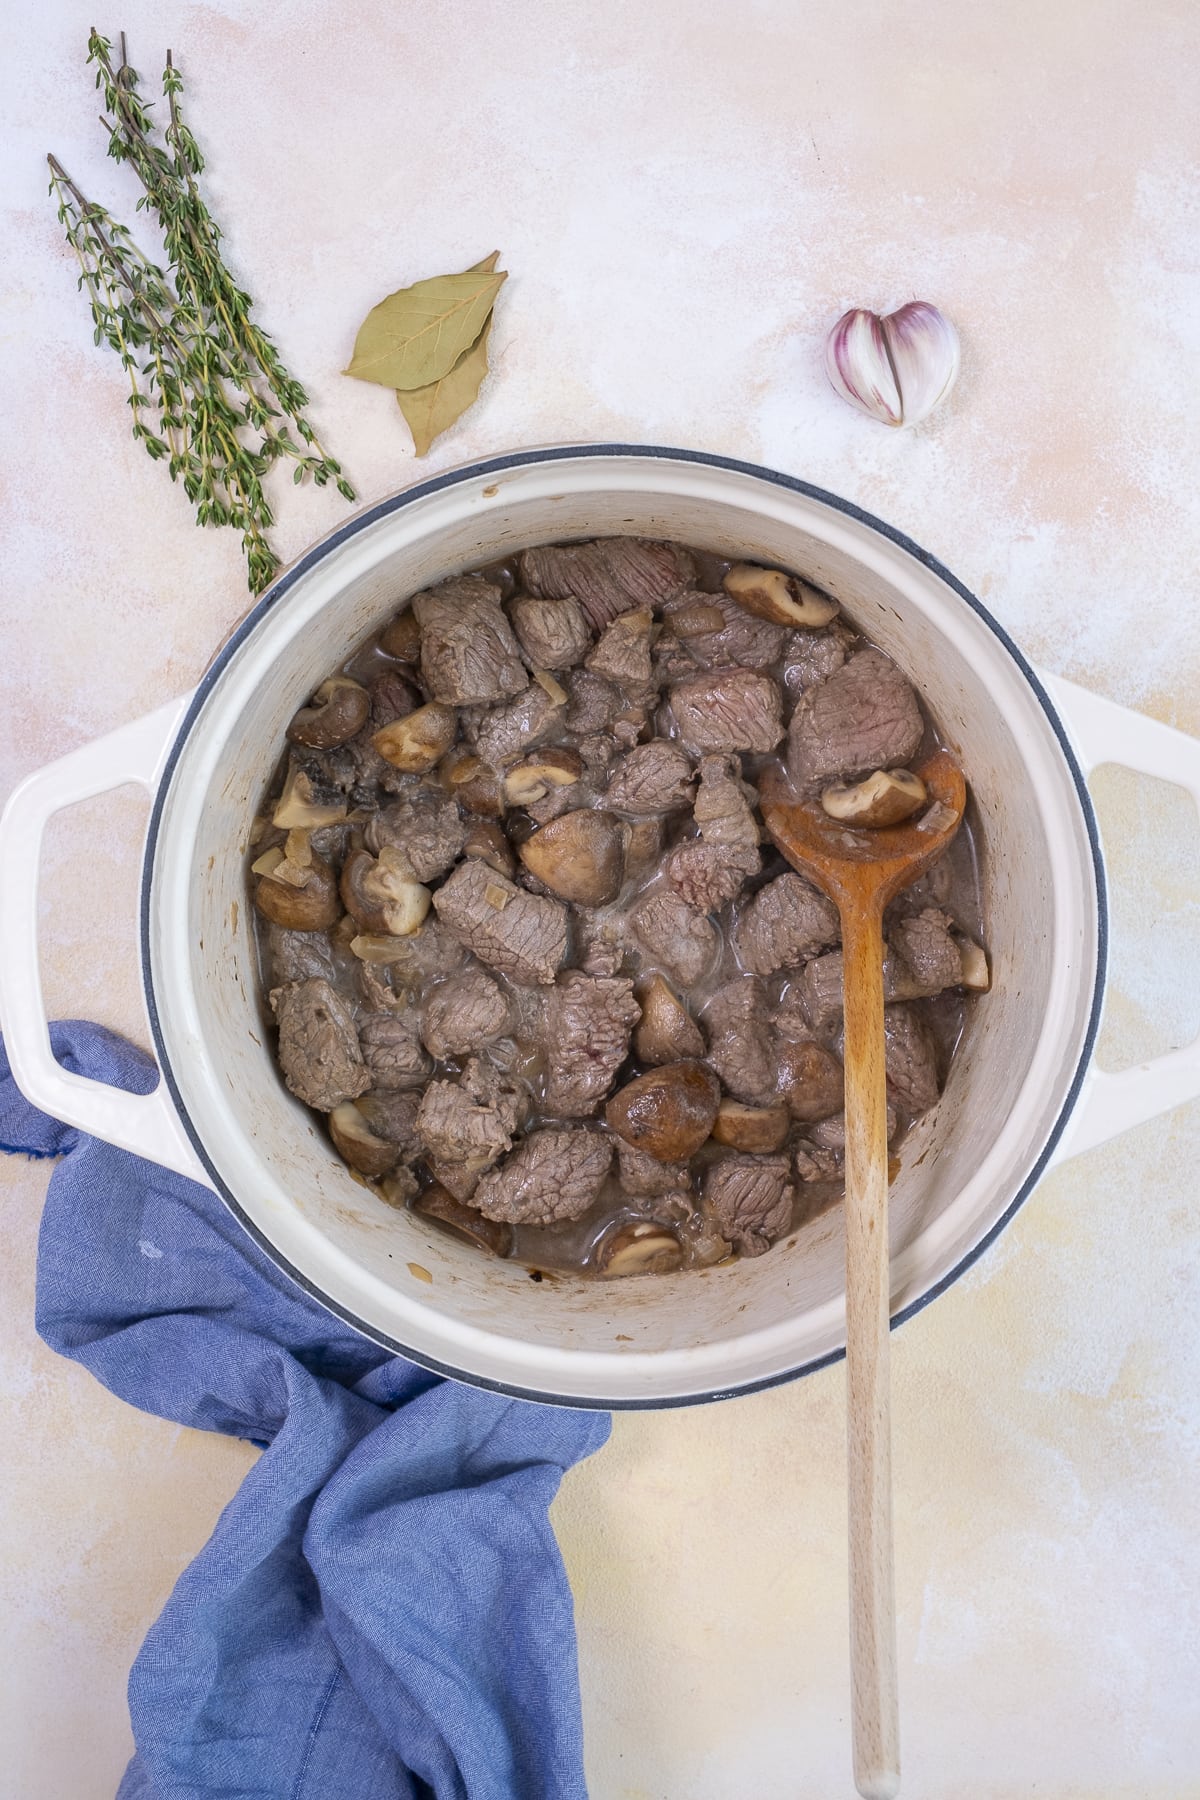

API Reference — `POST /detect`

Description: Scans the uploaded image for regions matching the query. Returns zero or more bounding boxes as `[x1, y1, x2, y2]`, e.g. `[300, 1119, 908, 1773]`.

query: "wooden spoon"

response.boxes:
[761, 749, 967, 1800]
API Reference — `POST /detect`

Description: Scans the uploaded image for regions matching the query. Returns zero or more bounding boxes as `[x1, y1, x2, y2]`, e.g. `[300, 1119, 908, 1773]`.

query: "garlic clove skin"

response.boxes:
[880, 301, 960, 426]
[824, 308, 903, 426]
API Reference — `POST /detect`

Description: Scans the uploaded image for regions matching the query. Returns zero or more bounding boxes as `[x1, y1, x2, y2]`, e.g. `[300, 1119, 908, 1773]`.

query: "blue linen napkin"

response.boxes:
[0, 1021, 609, 1800]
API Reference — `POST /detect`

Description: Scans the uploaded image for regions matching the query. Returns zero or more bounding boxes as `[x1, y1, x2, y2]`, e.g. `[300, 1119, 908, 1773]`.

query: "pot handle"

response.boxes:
[1040, 672, 1200, 1162]
[0, 695, 211, 1186]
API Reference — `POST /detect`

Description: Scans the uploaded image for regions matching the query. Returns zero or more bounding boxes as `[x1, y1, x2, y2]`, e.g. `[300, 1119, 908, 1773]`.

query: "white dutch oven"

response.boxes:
[3, 447, 1199, 1408]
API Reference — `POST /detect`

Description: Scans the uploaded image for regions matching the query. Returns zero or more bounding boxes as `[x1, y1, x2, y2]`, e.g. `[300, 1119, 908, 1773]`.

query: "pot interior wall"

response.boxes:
[148, 455, 1100, 1402]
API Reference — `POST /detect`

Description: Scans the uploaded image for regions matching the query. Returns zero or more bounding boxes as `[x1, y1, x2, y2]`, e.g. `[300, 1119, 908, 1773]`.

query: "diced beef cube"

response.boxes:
[420, 965, 513, 1060]
[795, 949, 926, 1035]
[574, 906, 629, 977]
[541, 972, 641, 1117]
[669, 668, 784, 754]
[509, 594, 593, 670]
[787, 648, 923, 787]
[603, 741, 695, 815]
[357, 1088, 423, 1153]
[664, 841, 759, 914]
[271, 979, 370, 1112]
[890, 908, 962, 994]
[781, 628, 847, 697]
[433, 858, 568, 986]
[703, 978, 777, 1104]
[884, 1005, 940, 1115]
[663, 589, 788, 670]
[632, 893, 718, 987]
[734, 873, 840, 976]
[359, 1008, 433, 1090]
[809, 1106, 897, 1152]
[415, 1056, 524, 1171]
[585, 609, 654, 685]
[692, 755, 760, 851]
[469, 683, 563, 767]
[412, 576, 526, 704]
[266, 924, 336, 987]
[704, 1154, 795, 1256]
[564, 668, 623, 736]
[520, 538, 696, 631]
[472, 1128, 614, 1224]
[617, 1139, 691, 1198]
[365, 787, 467, 882]
[793, 1140, 842, 1183]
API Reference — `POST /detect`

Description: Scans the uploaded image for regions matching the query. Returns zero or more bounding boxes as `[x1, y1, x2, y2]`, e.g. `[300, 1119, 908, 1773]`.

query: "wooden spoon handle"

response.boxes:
[840, 898, 900, 1800]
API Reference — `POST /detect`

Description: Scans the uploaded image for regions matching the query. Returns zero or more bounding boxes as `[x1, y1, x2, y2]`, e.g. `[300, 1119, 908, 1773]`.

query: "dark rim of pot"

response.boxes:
[139, 444, 1108, 1411]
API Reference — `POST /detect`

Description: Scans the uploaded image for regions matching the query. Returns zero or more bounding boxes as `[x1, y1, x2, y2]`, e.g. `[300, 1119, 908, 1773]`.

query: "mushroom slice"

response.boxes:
[374, 702, 457, 773]
[633, 974, 705, 1065]
[380, 608, 421, 662]
[518, 809, 625, 906]
[286, 676, 370, 750]
[955, 934, 991, 991]
[329, 1100, 399, 1178]
[820, 767, 927, 829]
[271, 764, 348, 830]
[605, 1061, 721, 1162]
[596, 1220, 685, 1277]
[340, 846, 431, 937]
[253, 846, 341, 930]
[442, 749, 504, 819]
[503, 746, 584, 807]
[711, 1099, 790, 1153]
[462, 818, 516, 877]
[723, 564, 839, 629]
[415, 1183, 513, 1257]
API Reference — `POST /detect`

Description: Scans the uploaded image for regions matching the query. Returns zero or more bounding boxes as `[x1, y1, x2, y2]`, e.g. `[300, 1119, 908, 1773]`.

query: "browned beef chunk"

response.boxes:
[704, 1154, 795, 1256]
[469, 683, 563, 767]
[541, 972, 641, 1117]
[884, 1005, 940, 1114]
[415, 1056, 524, 1170]
[472, 1128, 614, 1224]
[433, 858, 568, 986]
[669, 668, 784, 754]
[359, 1008, 433, 1090]
[266, 924, 336, 987]
[787, 648, 923, 787]
[520, 538, 696, 631]
[734, 873, 840, 976]
[574, 906, 629, 977]
[564, 668, 623, 736]
[703, 978, 777, 1104]
[374, 920, 468, 998]
[692, 755, 760, 850]
[412, 576, 526, 705]
[796, 948, 927, 1035]
[357, 1088, 423, 1152]
[272, 979, 370, 1111]
[617, 1139, 690, 1197]
[603, 741, 695, 814]
[632, 893, 718, 987]
[576, 732, 619, 779]
[664, 841, 759, 914]
[890, 908, 962, 994]
[663, 589, 788, 670]
[509, 594, 592, 670]
[585, 609, 654, 685]
[884, 853, 954, 920]
[420, 965, 513, 1060]
[793, 1140, 842, 1183]
[809, 1106, 897, 1152]
[782, 629, 847, 697]
[365, 788, 467, 882]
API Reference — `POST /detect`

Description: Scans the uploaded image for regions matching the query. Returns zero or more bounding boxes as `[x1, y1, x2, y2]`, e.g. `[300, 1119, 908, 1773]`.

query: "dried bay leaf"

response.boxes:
[345, 254, 506, 390]
[397, 312, 493, 456]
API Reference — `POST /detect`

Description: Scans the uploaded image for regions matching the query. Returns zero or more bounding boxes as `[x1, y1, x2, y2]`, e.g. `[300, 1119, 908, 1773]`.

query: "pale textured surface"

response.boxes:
[2, 2, 1199, 1796]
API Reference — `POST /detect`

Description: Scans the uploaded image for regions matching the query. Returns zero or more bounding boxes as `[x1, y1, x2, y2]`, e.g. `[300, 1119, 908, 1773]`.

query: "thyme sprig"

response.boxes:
[48, 31, 354, 593]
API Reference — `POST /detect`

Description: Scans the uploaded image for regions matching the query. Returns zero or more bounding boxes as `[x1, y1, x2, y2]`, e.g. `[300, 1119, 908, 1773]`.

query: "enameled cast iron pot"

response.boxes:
[3, 447, 1199, 1408]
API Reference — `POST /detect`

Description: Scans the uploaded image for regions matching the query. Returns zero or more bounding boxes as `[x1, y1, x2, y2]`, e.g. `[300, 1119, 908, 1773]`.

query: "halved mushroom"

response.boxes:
[596, 1220, 685, 1277]
[723, 564, 839, 628]
[955, 935, 991, 990]
[286, 676, 370, 750]
[253, 844, 341, 930]
[503, 746, 584, 808]
[821, 767, 927, 829]
[374, 702, 457, 773]
[415, 1183, 513, 1257]
[462, 818, 516, 878]
[329, 1100, 400, 1178]
[340, 846, 431, 936]
[624, 816, 665, 883]
[633, 974, 705, 1065]
[441, 749, 504, 819]
[711, 1098, 790, 1153]
[379, 608, 421, 662]
[777, 1040, 845, 1123]
[605, 1061, 721, 1161]
[271, 763, 348, 830]
[518, 808, 625, 905]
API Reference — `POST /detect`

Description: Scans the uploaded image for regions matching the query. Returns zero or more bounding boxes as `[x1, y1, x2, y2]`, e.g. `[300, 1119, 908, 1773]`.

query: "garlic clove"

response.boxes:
[880, 301, 960, 427]
[824, 308, 903, 426]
